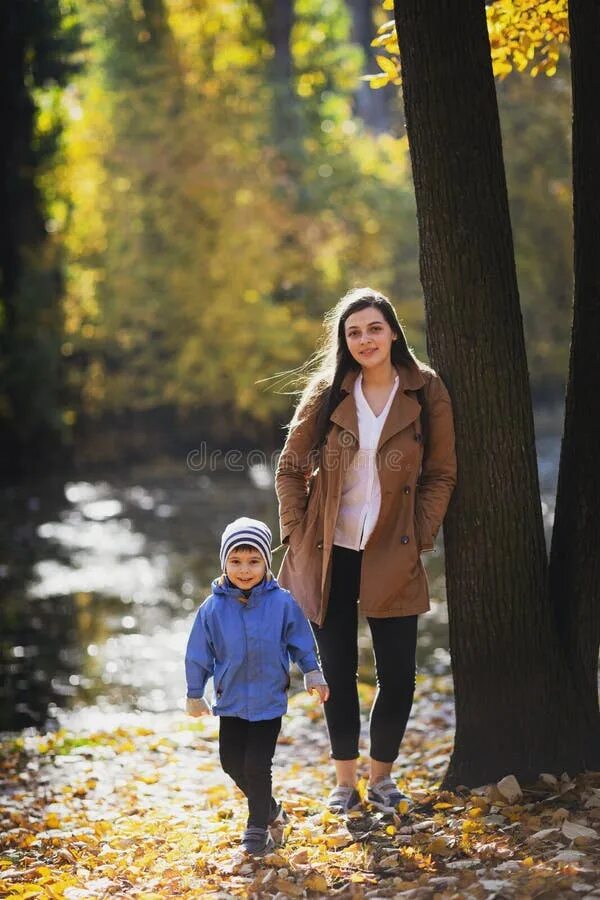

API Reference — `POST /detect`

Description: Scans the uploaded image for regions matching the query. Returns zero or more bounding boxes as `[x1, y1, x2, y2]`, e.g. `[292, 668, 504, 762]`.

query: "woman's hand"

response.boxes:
[186, 697, 212, 717]
[308, 683, 330, 704]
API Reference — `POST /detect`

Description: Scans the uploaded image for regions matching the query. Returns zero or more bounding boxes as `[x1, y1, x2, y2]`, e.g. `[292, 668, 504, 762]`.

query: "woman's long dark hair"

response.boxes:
[290, 287, 420, 449]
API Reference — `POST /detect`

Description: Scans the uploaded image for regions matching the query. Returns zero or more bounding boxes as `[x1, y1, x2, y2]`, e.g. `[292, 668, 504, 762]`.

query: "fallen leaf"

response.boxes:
[526, 827, 560, 844]
[562, 820, 597, 842]
[496, 775, 522, 804]
[303, 873, 328, 891]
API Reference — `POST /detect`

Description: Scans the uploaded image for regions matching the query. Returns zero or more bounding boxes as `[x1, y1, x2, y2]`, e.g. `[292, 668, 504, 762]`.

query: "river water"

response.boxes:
[0, 433, 560, 733]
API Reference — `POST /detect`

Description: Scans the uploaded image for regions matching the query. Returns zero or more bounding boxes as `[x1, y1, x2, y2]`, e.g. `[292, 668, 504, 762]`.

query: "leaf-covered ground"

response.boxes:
[2, 675, 600, 899]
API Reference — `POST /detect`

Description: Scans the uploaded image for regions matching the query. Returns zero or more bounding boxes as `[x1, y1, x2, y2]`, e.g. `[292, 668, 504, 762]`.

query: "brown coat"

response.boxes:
[275, 362, 457, 625]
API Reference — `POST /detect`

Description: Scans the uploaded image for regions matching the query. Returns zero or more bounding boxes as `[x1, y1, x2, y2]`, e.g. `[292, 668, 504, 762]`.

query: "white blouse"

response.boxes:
[333, 372, 400, 551]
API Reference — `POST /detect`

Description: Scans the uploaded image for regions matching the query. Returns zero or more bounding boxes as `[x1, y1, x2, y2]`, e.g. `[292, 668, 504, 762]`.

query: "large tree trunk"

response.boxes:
[394, 0, 587, 785]
[548, 0, 600, 768]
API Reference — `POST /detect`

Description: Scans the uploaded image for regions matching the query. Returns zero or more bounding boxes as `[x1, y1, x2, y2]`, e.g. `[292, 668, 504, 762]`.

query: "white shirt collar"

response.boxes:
[355, 371, 399, 420]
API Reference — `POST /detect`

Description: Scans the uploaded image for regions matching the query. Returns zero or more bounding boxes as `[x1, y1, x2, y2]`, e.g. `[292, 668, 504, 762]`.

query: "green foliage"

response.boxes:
[5, 0, 574, 455]
[62, 0, 422, 431]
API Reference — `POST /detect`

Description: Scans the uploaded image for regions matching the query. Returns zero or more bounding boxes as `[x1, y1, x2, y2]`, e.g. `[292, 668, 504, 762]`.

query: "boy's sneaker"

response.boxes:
[269, 799, 289, 826]
[367, 777, 410, 814]
[242, 826, 275, 855]
[327, 786, 362, 815]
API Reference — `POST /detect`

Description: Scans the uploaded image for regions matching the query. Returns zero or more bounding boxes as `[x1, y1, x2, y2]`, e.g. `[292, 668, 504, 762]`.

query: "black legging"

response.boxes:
[219, 716, 281, 828]
[313, 545, 418, 762]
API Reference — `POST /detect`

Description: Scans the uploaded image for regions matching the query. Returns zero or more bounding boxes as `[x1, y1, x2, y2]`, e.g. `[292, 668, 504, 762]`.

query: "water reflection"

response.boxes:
[0, 436, 560, 733]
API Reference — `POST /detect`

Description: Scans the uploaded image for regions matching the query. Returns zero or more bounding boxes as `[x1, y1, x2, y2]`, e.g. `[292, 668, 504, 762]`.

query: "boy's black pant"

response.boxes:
[219, 715, 282, 829]
[313, 545, 418, 762]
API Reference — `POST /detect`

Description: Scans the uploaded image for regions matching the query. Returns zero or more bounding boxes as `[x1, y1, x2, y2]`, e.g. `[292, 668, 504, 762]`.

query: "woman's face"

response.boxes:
[344, 306, 396, 370]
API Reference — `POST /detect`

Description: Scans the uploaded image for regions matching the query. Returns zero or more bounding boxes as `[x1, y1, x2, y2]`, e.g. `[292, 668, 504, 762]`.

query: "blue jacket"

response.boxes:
[185, 574, 321, 721]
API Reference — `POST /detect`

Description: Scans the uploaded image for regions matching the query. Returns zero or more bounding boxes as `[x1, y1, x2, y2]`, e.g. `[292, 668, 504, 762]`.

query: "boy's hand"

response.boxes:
[308, 683, 330, 704]
[304, 670, 329, 703]
[186, 697, 212, 717]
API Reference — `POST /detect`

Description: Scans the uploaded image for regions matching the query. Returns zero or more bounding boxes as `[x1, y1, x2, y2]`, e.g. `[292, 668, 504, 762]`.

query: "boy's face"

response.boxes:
[225, 547, 266, 590]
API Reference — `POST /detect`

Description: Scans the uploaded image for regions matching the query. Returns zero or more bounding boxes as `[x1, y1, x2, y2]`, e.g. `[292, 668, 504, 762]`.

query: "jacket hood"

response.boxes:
[211, 572, 280, 598]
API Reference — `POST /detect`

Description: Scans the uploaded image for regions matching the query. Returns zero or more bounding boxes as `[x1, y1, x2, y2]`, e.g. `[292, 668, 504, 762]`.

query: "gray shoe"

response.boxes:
[242, 826, 275, 855]
[269, 800, 289, 826]
[327, 786, 362, 815]
[367, 777, 410, 814]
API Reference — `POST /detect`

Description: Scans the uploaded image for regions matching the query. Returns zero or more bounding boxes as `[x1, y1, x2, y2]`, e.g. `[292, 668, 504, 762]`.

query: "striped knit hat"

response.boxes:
[219, 517, 272, 572]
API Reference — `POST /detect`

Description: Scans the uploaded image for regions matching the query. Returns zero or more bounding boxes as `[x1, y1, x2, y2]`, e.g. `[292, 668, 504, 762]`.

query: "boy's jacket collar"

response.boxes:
[211, 571, 279, 601]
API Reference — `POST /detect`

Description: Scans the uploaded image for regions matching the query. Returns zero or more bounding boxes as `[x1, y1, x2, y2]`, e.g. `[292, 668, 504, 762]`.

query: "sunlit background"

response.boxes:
[1, 0, 571, 734]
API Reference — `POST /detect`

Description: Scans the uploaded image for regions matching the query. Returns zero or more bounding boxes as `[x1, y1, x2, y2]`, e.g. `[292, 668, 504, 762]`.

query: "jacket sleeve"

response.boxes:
[415, 373, 457, 552]
[284, 596, 321, 674]
[275, 393, 322, 544]
[185, 603, 216, 699]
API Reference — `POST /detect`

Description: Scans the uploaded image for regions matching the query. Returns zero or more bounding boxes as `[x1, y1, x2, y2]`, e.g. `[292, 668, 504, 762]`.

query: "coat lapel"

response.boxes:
[327, 361, 427, 448]
[377, 363, 426, 450]
[329, 393, 359, 440]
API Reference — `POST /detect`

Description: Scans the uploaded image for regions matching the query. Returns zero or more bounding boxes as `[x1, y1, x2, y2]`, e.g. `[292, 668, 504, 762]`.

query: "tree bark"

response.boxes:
[548, 0, 600, 767]
[394, 0, 587, 786]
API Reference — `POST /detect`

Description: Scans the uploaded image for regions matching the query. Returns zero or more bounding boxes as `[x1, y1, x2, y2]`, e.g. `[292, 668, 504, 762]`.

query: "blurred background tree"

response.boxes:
[0, 0, 573, 474]
[0, 0, 81, 476]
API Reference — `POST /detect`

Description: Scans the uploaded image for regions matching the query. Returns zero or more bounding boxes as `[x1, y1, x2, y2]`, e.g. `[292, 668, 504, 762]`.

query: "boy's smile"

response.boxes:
[225, 547, 266, 591]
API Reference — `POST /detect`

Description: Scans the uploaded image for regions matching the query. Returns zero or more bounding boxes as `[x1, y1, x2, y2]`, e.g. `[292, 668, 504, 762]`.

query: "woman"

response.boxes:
[275, 287, 456, 814]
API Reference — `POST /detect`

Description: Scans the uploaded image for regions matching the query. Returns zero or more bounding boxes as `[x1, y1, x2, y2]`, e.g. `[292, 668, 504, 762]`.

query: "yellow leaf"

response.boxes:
[320, 809, 338, 826]
[365, 71, 389, 87]
[433, 802, 453, 810]
[375, 55, 398, 77]
[428, 836, 452, 856]
[382, 0, 394, 9]
[398, 799, 409, 815]
[468, 807, 483, 818]
[304, 874, 328, 892]
[492, 58, 513, 77]
[376, 19, 396, 35]
[386, 825, 396, 835]
[5, 888, 43, 898]
[371, 33, 390, 48]
[326, 834, 349, 848]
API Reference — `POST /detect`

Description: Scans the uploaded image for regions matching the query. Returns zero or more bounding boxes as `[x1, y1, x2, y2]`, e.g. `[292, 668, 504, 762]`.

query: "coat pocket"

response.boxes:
[214, 661, 231, 698]
[414, 501, 434, 553]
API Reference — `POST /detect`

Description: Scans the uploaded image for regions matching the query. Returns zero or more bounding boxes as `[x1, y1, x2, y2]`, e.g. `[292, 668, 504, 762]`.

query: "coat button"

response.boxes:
[316, 541, 324, 549]
[400, 535, 409, 544]
[403, 485, 411, 494]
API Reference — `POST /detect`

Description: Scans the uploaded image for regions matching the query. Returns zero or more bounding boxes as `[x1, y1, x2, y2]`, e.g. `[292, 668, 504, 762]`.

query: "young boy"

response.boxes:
[185, 517, 329, 855]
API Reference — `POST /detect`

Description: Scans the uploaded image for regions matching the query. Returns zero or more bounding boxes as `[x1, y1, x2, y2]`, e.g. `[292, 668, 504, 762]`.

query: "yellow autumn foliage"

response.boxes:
[372, 0, 568, 87]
